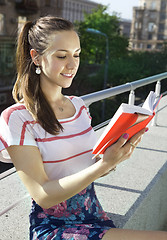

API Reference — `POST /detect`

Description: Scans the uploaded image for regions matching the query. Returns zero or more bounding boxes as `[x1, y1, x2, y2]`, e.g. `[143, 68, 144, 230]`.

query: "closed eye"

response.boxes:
[57, 55, 80, 59]
[57, 56, 66, 59]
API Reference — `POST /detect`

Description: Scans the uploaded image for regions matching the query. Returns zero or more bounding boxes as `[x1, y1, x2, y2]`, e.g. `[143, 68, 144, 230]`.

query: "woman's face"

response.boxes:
[40, 30, 81, 90]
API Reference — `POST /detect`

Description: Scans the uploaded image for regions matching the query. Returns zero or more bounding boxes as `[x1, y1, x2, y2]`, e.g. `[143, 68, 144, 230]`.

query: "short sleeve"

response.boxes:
[0, 105, 37, 163]
[77, 97, 92, 121]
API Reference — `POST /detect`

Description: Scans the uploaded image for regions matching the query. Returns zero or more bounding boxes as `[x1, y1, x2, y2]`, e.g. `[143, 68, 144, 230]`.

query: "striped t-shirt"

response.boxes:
[0, 96, 97, 180]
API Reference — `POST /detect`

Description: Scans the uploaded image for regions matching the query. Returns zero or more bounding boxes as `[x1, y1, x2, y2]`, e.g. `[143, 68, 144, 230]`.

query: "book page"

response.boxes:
[128, 113, 150, 129]
[142, 91, 156, 112]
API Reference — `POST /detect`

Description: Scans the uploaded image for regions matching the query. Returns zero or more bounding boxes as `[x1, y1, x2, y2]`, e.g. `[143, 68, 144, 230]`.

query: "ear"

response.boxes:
[30, 49, 40, 66]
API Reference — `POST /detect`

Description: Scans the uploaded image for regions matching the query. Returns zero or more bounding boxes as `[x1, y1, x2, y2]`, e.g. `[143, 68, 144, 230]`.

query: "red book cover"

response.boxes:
[92, 91, 161, 156]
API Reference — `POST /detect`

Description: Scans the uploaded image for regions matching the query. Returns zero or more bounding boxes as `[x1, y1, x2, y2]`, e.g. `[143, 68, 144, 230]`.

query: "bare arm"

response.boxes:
[7, 128, 147, 209]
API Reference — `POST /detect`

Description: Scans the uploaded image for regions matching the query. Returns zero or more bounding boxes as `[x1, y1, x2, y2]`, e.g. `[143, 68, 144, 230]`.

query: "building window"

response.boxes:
[148, 33, 152, 40]
[0, 14, 4, 35]
[135, 22, 142, 29]
[150, 11, 157, 19]
[139, 43, 143, 49]
[160, 12, 166, 21]
[147, 44, 152, 49]
[136, 10, 143, 19]
[159, 23, 165, 32]
[148, 22, 155, 32]
[161, 0, 167, 10]
[151, 1, 156, 9]
[158, 34, 164, 40]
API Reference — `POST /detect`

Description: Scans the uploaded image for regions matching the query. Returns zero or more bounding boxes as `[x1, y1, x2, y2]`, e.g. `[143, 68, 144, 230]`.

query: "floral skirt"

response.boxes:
[29, 183, 116, 240]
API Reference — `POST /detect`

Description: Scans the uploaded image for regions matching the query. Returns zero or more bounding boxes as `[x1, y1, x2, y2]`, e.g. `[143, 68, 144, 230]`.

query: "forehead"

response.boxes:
[47, 30, 80, 52]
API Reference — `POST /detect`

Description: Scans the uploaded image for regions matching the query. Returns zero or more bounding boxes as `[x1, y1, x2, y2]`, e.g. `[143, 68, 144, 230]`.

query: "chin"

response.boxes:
[63, 84, 72, 89]
[62, 80, 73, 89]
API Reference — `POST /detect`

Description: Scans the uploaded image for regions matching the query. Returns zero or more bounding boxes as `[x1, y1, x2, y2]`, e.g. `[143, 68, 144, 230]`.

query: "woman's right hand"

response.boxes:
[101, 128, 148, 174]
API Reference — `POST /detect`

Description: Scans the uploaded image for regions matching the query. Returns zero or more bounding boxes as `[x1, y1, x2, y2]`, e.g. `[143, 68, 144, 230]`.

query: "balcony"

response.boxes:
[0, 72, 167, 237]
[15, 0, 38, 15]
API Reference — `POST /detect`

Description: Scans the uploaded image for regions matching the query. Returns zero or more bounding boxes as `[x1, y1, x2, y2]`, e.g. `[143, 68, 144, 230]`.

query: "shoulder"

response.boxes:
[67, 96, 86, 107]
[0, 103, 38, 155]
[1, 103, 32, 125]
[67, 96, 92, 121]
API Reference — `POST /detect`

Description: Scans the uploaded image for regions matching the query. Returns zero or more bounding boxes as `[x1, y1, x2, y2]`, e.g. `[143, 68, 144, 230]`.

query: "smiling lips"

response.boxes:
[61, 73, 74, 78]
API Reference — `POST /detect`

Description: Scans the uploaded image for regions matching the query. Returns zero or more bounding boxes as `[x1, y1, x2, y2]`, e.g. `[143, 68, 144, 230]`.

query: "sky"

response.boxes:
[90, 0, 140, 20]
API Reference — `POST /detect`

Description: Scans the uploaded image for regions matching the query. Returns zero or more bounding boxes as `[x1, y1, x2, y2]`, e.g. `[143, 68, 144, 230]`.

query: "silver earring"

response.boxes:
[36, 66, 41, 75]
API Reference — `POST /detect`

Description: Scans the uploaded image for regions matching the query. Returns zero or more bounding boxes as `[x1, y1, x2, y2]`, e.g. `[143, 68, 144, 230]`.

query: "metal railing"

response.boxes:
[81, 72, 167, 106]
[82, 72, 167, 128]
[0, 72, 167, 216]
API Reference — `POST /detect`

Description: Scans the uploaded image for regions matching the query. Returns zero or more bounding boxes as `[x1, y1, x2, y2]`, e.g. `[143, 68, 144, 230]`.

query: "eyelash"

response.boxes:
[57, 55, 80, 59]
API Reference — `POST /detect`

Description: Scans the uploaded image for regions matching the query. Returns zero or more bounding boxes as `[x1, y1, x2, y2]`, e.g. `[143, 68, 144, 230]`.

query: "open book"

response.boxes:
[92, 91, 161, 156]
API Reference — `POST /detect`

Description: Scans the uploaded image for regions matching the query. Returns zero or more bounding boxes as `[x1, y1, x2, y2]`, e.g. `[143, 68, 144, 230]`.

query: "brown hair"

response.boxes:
[13, 16, 75, 135]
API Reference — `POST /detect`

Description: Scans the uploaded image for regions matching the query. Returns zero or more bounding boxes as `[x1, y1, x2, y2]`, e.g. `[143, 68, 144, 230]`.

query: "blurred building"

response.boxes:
[0, 0, 100, 88]
[0, 0, 39, 89]
[119, 19, 131, 38]
[130, 0, 167, 51]
[62, 0, 100, 22]
[0, 0, 100, 39]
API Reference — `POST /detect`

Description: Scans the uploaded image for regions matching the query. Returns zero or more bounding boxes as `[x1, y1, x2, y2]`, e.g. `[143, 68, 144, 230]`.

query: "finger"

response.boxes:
[130, 127, 148, 144]
[129, 135, 142, 148]
[114, 133, 129, 148]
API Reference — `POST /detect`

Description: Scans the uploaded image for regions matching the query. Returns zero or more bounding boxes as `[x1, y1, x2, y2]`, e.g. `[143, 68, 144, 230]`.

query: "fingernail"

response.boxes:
[123, 133, 129, 139]
[145, 128, 149, 132]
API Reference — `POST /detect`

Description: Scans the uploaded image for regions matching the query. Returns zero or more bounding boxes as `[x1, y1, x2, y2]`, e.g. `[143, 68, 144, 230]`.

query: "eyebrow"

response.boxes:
[56, 48, 81, 52]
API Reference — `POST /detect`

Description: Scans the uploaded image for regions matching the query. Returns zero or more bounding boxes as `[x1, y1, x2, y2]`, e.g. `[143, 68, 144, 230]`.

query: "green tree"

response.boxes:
[76, 6, 128, 64]
[109, 50, 167, 87]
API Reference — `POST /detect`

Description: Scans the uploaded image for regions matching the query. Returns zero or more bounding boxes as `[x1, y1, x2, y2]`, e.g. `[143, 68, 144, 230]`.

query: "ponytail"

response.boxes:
[13, 21, 33, 103]
[12, 16, 75, 135]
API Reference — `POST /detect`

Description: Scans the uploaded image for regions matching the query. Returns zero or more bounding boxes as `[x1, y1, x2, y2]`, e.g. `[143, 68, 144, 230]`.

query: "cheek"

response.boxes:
[51, 62, 64, 75]
[41, 57, 50, 73]
[42, 58, 62, 74]
[75, 59, 80, 71]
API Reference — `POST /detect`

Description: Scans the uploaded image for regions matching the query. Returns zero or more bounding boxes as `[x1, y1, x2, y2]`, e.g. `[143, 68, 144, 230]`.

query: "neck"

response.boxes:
[40, 82, 64, 104]
[41, 86, 66, 115]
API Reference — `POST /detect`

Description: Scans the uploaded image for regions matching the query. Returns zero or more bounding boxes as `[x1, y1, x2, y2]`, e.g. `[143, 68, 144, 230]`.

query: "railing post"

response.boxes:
[155, 80, 161, 97]
[152, 80, 161, 126]
[127, 82, 135, 105]
[128, 90, 135, 105]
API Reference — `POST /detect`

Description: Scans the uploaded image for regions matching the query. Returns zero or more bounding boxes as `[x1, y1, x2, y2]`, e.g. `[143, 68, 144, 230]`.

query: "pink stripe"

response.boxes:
[0, 135, 8, 149]
[43, 149, 93, 163]
[20, 120, 36, 145]
[59, 105, 87, 124]
[68, 96, 75, 100]
[2, 105, 26, 125]
[35, 126, 93, 142]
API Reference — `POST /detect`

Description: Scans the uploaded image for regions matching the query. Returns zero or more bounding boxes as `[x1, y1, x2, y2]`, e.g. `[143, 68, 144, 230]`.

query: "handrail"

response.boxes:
[81, 72, 167, 106]
[0, 167, 16, 180]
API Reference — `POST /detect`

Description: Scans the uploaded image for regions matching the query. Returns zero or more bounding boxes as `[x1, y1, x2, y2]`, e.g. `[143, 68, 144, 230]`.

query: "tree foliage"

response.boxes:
[109, 50, 167, 87]
[75, 6, 129, 64]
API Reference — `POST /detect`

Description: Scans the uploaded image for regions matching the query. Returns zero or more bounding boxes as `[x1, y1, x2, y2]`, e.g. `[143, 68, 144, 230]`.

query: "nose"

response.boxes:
[66, 57, 78, 70]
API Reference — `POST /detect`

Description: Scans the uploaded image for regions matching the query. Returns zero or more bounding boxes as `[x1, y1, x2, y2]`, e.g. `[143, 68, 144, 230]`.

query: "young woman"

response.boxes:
[0, 16, 166, 240]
